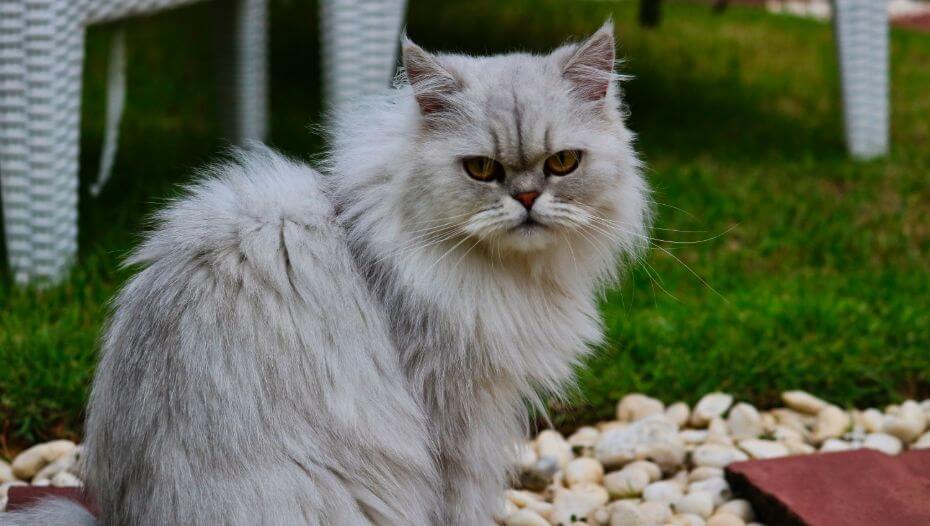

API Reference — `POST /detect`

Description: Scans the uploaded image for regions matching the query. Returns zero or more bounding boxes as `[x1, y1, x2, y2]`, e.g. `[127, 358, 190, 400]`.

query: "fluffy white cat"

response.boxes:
[1, 21, 649, 526]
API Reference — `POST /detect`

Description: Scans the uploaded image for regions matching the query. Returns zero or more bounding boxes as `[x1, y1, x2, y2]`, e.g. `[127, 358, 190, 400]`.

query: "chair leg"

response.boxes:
[216, 0, 269, 144]
[834, 0, 889, 159]
[319, 0, 409, 112]
[0, 4, 83, 284]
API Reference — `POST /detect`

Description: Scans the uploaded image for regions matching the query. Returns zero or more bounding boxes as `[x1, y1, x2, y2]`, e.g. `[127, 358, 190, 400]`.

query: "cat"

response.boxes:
[1, 20, 649, 526]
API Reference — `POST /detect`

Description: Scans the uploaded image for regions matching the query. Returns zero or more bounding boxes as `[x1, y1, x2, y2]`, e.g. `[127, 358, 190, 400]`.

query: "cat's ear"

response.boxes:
[402, 37, 461, 115]
[561, 20, 616, 102]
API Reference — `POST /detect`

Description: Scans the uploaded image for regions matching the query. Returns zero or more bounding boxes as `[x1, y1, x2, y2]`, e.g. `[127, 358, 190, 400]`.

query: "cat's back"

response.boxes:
[81, 147, 439, 525]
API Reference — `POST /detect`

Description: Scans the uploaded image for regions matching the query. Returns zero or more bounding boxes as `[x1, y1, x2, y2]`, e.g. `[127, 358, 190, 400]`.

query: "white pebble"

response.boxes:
[727, 403, 763, 440]
[568, 426, 601, 450]
[860, 408, 885, 433]
[689, 466, 724, 482]
[738, 439, 789, 459]
[912, 431, 930, 450]
[673, 491, 714, 518]
[670, 512, 707, 526]
[551, 484, 609, 525]
[51, 471, 82, 488]
[604, 467, 650, 498]
[781, 390, 829, 414]
[617, 394, 665, 422]
[692, 444, 748, 468]
[812, 406, 850, 443]
[863, 432, 902, 455]
[626, 460, 662, 482]
[707, 512, 746, 526]
[688, 477, 732, 506]
[564, 457, 604, 487]
[680, 430, 710, 444]
[666, 402, 691, 428]
[536, 430, 573, 468]
[0, 462, 14, 484]
[11, 440, 76, 480]
[820, 438, 854, 452]
[691, 393, 734, 427]
[608, 501, 648, 526]
[504, 508, 549, 526]
[638, 500, 673, 523]
[642, 480, 683, 503]
[718, 499, 755, 522]
[882, 400, 927, 443]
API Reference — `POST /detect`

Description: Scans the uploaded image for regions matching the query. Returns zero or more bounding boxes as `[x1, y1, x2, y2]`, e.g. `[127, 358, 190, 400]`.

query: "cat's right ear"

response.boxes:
[401, 37, 460, 115]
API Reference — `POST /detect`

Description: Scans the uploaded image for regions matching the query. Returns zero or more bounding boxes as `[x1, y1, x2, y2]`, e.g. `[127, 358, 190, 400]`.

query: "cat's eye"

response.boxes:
[463, 157, 504, 182]
[544, 150, 582, 176]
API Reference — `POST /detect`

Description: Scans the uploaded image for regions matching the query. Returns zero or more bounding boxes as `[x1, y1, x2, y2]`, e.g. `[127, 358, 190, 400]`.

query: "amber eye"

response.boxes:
[463, 156, 504, 182]
[544, 150, 582, 176]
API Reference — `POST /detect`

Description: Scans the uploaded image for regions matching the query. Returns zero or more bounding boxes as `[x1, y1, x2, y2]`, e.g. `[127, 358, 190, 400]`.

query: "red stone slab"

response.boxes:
[726, 449, 930, 526]
[5, 486, 98, 517]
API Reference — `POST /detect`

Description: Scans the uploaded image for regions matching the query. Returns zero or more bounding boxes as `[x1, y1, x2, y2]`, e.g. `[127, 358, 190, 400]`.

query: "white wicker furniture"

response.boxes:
[833, 0, 890, 159]
[0, 0, 268, 284]
[320, 0, 408, 112]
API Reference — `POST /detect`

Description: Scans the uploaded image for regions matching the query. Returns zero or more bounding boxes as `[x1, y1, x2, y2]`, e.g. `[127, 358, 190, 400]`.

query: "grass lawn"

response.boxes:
[1, 0, 928, 448]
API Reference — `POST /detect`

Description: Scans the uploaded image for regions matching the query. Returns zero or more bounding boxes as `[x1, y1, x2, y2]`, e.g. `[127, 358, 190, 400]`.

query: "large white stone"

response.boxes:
[912, 431, 930, 450]
[707, 512, 746, 526]
[692, 444, 748, 468]
[738, 439, 789, 459]
[564, 457, 604, 488]
[638, 501, 673, 523]
[666, 402, 691, 428]
[863, 432, 903, 455]
[568, 427, 602, 450]
[717, 499, 755, 522]
[727, 403, 763, 439]
[11, 440, 76, 480]
[812, 406, 850, 443]
[669, 512, 707, 526]
[504, 508, 549, 526]
[688, 477, 732, 506]
[609, 501, 649, 526]
[691, 393, 734, 427]
[642, 480, 684, 503]
[595, 416, 683, 470]
[781, 390, 829, 414]
[0, 461, 14, 484]
[820, 438, 854, 452]
[551, 484, 609, 525]
[604, 466, 650, 498]
[536, 430, 573, 468]
[617, 394, 665, 422]
[882, 400, 927, 443]
[626, 460, 661, 482]
[689, 467, 724, 482]
[673, 491, 714, 519]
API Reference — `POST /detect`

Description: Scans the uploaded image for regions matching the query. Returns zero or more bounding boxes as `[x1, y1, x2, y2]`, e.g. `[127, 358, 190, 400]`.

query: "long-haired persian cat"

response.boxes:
[3, 21, 649, 526]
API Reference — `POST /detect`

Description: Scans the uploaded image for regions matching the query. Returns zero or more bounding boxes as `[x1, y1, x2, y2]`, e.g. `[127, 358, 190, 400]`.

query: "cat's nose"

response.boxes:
[512, 191, 540, 210]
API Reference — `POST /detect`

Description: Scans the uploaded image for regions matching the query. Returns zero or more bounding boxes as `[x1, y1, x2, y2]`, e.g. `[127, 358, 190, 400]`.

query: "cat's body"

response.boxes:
[2, 22, 649, 526]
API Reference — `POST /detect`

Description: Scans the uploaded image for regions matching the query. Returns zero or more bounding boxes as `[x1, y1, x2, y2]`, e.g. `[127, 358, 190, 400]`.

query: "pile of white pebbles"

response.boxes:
[2, 390, 929, 524]
[500, 390, 930, 526]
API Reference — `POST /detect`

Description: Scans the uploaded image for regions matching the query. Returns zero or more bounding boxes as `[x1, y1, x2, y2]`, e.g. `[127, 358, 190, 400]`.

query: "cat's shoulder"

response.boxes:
[128, 146, 334, 268]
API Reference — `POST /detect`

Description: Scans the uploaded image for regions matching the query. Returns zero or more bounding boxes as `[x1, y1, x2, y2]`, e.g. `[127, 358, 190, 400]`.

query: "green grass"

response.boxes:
[2, 0, 929, 447]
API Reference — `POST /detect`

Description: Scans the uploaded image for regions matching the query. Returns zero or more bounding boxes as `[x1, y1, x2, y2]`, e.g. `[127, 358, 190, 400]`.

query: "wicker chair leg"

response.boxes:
[319, 0, 409, 112]
[216, 0, 269, 144]
[0, 3, 84, 284]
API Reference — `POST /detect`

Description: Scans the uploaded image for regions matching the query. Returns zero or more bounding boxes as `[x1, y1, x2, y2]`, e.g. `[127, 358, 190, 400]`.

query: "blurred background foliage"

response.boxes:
[1, 0, 928, 449]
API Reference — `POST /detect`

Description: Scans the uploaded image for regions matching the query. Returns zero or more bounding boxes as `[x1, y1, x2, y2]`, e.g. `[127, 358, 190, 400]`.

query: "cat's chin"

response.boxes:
[497, 221, 556, 252]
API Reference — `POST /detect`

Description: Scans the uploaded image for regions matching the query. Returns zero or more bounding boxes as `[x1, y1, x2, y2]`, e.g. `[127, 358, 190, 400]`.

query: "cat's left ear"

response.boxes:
[402, 37, 461, 115]
[561, 20, 616, 102]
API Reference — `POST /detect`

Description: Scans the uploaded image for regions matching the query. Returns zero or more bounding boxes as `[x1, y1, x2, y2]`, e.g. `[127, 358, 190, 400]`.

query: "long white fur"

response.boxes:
[0, 22, 649, 526]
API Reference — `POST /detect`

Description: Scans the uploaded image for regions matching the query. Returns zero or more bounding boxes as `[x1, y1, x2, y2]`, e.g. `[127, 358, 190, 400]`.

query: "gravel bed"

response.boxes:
[3, 391, 929, 524]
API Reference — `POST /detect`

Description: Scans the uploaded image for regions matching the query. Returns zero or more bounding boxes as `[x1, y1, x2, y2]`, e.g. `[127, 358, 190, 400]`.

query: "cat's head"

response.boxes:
[392, 21, 649, 269]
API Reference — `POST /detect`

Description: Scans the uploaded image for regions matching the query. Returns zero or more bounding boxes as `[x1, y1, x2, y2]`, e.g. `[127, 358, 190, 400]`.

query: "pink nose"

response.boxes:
[513, 191, 540, 210]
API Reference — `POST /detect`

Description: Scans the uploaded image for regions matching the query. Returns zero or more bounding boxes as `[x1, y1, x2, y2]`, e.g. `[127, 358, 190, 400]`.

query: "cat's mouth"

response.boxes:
[514, 217, 546, 231]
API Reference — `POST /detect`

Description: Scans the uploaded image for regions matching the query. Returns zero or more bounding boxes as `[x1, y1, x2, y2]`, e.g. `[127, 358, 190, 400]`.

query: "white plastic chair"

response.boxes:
[0, 0, 268, 284]
[833, 0, 890, 159]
